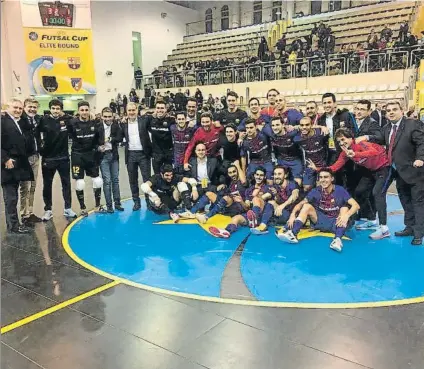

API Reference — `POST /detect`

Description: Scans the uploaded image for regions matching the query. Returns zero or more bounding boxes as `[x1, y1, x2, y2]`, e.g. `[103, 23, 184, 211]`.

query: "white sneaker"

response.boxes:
[369, 226, 390, 240]
[179, 211, 196, 219]
[42, 210, 53, 221]
[63, 208, 77, 218]
[355, 220, 378, 230]
[330, 237, 343, 252]
[276, 230, 298, 244]
[195, 213, 208, 224]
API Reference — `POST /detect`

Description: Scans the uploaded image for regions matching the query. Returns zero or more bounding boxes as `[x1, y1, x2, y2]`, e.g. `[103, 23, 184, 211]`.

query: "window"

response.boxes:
[330, 1, 342, 11]
[271, 1, 282, 21]
[311, 0, 322, 15]
[221, 5, 229, 30]
[205, 8, 212, 33]
[253, 1, 262, 25]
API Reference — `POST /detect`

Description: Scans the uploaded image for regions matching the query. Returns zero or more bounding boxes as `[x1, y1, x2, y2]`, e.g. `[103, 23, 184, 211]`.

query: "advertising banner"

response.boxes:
[23, 27, 96, 95]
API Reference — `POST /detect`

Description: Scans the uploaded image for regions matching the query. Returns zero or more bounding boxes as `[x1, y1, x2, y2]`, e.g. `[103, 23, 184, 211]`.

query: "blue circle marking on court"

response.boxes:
[63, 194, 424, 307]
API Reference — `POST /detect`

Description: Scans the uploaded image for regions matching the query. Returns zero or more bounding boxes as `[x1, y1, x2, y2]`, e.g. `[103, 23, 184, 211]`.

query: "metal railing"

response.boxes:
[144, 46, 423, 89]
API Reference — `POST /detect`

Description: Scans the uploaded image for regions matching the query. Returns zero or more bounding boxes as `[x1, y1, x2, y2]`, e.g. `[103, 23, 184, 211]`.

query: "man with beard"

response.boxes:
[238, 97, 270, 130]
[68, 101, 103, 217]
[97, 107, 124, 213]
[38, 99, 77, 221]
[143, 100, 176, 174]
[262, 117, 303, 186]
[251, 166, 300, 235]
[241, 119, 274, 182]
[214, 91, 248, 127]
[183, 112, 223, 170]
[140, 164, 197, 219]
[278, 169, 360, 252]
[170, 111, 196, 173]
[209, 166, 270, 238]
[260, 89, 279, 116]
[305, 101, 321, 126]
[180, 160, 247, 223]
[294, 117, 328, 192]
[271, 94, 303, 126]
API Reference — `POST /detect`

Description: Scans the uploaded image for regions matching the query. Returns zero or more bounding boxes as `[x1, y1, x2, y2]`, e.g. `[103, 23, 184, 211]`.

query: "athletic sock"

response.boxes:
[261, 203, 274, 226]
[207, 197, 227, 218]
[292, 219, 304, 236]
[252, 205, 262, 218]
[191, 194, 209, 213]
[335, 226, 346, 238]
[225, 223, 238, 233]
[76, 190, 86, 209]
[94, 188, 101, 207]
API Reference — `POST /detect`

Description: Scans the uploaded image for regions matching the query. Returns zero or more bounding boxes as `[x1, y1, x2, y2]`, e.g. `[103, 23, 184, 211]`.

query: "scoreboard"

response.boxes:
[38, 2, 74, 27]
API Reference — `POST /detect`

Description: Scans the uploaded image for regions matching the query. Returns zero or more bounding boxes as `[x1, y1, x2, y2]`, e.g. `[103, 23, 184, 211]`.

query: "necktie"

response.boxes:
[388, 124, 397, 164]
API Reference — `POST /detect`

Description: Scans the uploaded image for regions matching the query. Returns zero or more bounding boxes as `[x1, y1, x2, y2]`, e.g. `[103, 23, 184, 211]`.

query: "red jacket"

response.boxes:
[183, 125, 223, 164]
[328, 141, 389, 172]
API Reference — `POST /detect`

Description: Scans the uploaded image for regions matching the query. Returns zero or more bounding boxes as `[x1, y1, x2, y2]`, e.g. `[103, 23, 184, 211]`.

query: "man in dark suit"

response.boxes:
[121, 102, 152, 211]
[384, 101, 424, 245]
[371, 103, 388, 127]
[1, 99, 34, 234]
[352, 99, 384, 229]
[20, 98, 42, 223]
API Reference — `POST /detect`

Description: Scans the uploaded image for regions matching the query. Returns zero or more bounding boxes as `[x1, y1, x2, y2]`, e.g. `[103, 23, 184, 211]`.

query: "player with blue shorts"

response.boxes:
[277, 169, 360, 252]
[251, 166, 300, 235]
[294, 117, 328, 192]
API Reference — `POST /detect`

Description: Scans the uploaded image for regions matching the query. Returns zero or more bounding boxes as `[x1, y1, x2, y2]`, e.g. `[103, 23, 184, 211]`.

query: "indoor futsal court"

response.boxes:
[1, 159, 423, 369]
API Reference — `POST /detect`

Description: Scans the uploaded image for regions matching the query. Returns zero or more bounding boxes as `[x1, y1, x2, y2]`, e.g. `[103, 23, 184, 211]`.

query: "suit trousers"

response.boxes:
[387, 168, 424, 238]
[127, 150, 151, 201]
[2, 182, 20, 230]
[20, 154, 40, 217]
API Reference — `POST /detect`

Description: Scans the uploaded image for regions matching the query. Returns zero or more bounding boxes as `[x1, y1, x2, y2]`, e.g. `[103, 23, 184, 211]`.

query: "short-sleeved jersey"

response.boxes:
[306, 185, 351, 218]
[240, 132, 272, 163]
[294, 129, 327, 167]
[244, 184, 270, 202]
[149, 173, 184, 197]
[270, 180, 298, 210]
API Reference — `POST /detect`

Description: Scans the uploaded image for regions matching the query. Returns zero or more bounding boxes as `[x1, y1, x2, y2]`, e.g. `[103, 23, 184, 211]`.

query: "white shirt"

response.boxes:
[325, 112, 336, 137]
[7, 113, 22, 135]
[197, 158, 208, 182]
[103, 122, 112, 151]
[128, 120, 143, 151]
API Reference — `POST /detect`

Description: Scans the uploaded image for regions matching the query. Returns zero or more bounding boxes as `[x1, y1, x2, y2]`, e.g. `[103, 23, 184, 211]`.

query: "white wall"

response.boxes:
[90, 1, 199, 109]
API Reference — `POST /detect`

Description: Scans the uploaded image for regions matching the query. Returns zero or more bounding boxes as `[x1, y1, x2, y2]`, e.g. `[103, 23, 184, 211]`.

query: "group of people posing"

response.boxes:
[2, 90, 424, 252]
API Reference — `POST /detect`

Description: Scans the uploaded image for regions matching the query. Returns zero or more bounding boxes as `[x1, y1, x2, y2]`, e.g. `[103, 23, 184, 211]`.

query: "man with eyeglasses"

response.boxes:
[20, 98, 42, 223]
[383, 101, 424, 246]
[122, 102, 152, 211]
[278, 169, 360, 252]
[68, 101, 103, 217]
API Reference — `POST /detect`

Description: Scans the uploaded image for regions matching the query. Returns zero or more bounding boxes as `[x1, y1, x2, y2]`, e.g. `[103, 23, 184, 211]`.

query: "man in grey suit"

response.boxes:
[383, 101, 424, 245]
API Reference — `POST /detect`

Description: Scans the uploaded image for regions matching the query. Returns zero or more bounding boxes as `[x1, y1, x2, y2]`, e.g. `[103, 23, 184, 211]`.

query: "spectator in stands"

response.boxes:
[380, 24, 393, 42]
[195, 88, 203, 106]
[258, 37, 269, 61]
[207, 94, 214, 107]
[134, 67, 143, 90]
[214, 97, 224, 112]
[356, 43, 367, 73]
[109, 99, 118, 114]
[184, 89, 190, 99]
[367, 29, 379, 49]
[404, 32, 417, 47]
[276, 34, 287, 58]
[174, 88, 186, 111]
[398, 21, 409, 43]
[288, 50, 297, 77]
[311, 32, 319, 52]
[324, 29, 336, 55]
[122, 95, 128, 112]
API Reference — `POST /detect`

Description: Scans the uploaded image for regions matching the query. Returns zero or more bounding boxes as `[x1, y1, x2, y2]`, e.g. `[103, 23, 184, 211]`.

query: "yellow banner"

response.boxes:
[23, 27, 96, 95]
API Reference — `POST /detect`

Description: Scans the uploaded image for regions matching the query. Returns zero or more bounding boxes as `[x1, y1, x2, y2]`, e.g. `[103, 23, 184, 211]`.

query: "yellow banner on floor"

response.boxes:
[23, 27, 96, 95]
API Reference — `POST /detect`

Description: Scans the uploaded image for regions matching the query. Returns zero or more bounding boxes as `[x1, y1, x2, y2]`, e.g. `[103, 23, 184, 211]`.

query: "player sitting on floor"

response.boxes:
[251, 166, 300, 235]
[208, 166, 271, 239]
[277, 169, 360, 252]
[140, 164, 197, 219]
[181, 160, 247, 223]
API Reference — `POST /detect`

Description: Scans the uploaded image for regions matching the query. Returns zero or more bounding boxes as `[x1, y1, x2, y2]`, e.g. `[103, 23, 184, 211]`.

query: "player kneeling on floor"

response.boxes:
[251, 166, 300, 235]
[140, 164, 197, 219]
[278, 169, 360, 252]
[208, 166, 270, 238]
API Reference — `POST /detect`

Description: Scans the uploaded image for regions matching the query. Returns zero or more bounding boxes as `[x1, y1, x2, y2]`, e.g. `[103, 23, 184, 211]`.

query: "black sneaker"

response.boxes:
[98, 205, 108, 213]
[115, 204, 124, 212]
[25, 214, 43, 223]
[80, 209, 88, 217]
[133, 202, 141, 211]
[107, 206, 114, 214]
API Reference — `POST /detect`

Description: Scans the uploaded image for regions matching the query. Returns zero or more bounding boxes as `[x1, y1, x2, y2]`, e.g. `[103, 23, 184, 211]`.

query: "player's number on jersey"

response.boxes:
[72, 166, 80, 175]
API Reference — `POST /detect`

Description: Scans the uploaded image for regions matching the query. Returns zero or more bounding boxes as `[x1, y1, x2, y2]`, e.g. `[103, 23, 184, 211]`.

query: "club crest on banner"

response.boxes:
[67, 57, 81, 70]
[71, 78, 82, 91]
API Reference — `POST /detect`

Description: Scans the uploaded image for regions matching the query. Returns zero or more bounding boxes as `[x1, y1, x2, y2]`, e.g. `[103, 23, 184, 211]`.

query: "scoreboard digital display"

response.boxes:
[38, 2, 74, 27]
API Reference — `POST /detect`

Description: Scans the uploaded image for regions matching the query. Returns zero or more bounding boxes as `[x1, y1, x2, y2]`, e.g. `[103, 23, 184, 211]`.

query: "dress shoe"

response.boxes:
[133, 202, 141, 211]
[394, 228, 414, 237]
[25, 214, 43, 223]
[9, 225, 31, 234]
[411, 237, 423, 246]
[115, 204, 124, 212]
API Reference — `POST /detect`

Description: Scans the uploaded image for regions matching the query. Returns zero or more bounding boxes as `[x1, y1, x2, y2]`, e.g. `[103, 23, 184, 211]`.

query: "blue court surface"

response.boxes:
[64, 194, 424, 307]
